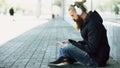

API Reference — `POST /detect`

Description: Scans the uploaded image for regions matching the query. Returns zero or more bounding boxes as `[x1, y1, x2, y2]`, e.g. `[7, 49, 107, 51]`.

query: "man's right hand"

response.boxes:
[61, 40, 70, 44]
[57, 40, 71, 47]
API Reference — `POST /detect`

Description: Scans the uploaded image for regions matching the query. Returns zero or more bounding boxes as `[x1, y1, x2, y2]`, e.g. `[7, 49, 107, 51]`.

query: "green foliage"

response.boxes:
[53, 1, 61, 7]
[96, 1, 113, 12]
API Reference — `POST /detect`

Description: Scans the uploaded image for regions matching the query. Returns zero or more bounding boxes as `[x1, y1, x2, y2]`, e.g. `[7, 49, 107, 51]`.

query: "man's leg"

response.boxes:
[48, 44, 76, 66]
[61, 44, 98, 66]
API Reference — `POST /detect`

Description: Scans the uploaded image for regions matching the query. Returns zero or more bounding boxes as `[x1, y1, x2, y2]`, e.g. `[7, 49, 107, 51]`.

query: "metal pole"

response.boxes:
[91, 0, 93, 11]
[61, 0, 64, 19]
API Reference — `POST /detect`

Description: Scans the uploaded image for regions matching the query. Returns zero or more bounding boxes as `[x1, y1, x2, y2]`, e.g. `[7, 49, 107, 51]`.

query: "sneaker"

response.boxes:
[48, 57, 76, 66]
[48, 57, 65, 66]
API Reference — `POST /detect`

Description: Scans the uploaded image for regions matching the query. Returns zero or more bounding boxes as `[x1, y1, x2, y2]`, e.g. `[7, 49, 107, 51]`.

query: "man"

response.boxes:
[48, 1, 110, 67]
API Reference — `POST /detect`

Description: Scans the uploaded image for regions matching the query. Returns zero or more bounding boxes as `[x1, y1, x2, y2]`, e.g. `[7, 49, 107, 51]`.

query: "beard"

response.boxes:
[73, 15, 84, 30]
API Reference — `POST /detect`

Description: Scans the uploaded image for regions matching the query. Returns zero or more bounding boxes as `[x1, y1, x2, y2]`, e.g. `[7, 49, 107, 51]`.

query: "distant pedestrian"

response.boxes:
[114, 5, 119, 15]
[9, 7, 15, 21]
[52, 13, 55, 19]
[9, 7, 14, 16]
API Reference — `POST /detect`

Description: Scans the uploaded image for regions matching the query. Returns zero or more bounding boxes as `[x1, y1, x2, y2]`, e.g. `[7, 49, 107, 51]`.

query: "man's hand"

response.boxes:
[62, 40, 70, 44]
[57, 40, 71, 47]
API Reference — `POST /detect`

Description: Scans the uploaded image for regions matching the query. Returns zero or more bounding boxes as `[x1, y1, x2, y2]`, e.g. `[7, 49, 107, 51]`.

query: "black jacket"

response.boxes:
[69, 11, 110, 66]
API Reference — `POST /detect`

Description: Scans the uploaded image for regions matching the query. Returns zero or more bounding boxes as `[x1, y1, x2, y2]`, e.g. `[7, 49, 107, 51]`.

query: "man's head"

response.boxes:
[68, 1, 87, 31]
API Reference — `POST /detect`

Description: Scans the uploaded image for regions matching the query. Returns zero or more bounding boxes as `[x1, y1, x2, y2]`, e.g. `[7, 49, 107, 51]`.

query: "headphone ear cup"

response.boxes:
[75, 6, 82, 15]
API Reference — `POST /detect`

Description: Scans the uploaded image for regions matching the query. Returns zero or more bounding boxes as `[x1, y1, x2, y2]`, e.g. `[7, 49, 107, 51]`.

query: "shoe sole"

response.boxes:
[48, 63, 69, 67]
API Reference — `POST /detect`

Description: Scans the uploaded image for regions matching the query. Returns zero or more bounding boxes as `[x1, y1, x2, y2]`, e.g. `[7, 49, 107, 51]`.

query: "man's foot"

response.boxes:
[48, 57, 65, 66]
[48, 57, 76, 66]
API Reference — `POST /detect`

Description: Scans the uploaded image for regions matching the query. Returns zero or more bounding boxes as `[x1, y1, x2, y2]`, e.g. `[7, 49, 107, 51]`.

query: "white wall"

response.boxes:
[103, 21, 120, 63]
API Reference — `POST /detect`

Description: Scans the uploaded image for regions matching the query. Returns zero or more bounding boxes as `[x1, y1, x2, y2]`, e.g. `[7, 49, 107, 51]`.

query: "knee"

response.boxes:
[62, 44, 74, 51]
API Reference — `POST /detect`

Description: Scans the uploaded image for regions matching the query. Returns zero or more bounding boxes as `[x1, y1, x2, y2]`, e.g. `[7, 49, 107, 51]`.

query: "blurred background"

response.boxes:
[0, 0, 119, 18]
[0, 0, 120, 46]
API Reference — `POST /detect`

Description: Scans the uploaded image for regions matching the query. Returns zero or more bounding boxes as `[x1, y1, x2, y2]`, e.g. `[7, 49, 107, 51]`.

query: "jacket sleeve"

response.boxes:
[77, 40, 86, 45]
[68, 39, 85, 50]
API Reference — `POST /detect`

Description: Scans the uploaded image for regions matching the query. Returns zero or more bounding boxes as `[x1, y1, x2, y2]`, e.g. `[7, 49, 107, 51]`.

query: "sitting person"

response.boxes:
[48, 1, 110, 67]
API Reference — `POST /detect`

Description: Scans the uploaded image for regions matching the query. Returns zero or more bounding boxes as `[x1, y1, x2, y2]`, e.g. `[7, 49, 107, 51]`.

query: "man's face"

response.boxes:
[69, 10, 83, 24]
[69, 10, 78, 20]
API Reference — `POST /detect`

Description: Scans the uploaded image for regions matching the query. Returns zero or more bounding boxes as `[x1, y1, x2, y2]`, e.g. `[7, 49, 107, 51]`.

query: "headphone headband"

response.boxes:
[71, 4, 82, 15]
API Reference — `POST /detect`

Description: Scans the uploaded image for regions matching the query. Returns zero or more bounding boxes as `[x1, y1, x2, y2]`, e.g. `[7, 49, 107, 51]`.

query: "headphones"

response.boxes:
[71, 3, 83, 15]
[74, 6, 82, 15]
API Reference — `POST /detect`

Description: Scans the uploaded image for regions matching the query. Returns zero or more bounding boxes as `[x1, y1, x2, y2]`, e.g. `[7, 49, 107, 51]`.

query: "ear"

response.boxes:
[74, 6, 82, 15]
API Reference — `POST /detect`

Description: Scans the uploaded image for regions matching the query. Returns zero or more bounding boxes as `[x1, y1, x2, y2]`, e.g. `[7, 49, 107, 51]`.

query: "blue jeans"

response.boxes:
[59, 44, 98, 66]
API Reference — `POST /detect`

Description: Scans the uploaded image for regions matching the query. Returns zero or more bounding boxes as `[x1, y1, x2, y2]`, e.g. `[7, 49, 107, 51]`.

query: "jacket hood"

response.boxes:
[86, 10, 103, 23]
